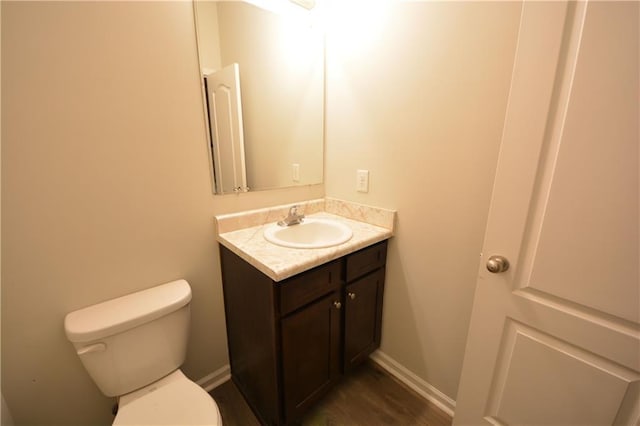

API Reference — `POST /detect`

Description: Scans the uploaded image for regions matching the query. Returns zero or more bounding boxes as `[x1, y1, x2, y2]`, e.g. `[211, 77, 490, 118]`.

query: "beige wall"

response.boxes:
[194, 1, 222, 72]
[1, 2, 321, 425]
[324, 1, 521, 400]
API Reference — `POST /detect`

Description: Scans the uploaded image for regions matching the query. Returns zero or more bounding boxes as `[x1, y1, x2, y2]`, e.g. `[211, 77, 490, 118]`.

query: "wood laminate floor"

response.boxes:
[209, 361, 453, 426]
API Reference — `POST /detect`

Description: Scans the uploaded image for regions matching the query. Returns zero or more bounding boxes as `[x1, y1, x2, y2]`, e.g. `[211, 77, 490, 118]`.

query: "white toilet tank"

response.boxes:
[64, 280, 192, 397]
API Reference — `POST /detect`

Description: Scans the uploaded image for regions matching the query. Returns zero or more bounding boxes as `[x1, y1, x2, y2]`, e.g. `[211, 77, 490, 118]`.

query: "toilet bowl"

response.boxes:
[114, 370, 221, 426]
[64, 279, 222, 426]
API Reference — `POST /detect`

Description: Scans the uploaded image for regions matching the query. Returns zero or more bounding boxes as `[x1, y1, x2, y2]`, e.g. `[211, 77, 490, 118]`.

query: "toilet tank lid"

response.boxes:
[64, 279, 192, 343]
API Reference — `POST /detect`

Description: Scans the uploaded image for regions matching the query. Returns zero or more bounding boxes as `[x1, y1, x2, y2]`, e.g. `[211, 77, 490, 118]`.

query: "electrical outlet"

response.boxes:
[292, 163, 300, 182]
[356, 169, 369, 193]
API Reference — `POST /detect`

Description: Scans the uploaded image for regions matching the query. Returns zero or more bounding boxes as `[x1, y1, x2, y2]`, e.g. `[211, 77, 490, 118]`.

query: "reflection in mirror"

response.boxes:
[194, 1, 325, 194]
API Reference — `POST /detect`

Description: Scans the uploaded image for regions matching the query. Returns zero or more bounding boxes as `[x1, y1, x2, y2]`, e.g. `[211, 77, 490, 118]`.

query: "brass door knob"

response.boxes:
[486, 255, 510, 273]
[333, 301, 342, 309]
[348, 292, 356, 300]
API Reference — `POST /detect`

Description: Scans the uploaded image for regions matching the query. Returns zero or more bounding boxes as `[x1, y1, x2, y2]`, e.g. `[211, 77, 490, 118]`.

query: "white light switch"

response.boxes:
[356, 169, 369, 193]
[292, 163, 300, 182]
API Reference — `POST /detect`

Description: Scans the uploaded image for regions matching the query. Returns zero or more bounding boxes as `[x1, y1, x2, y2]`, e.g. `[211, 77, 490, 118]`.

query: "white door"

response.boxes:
[205, 63, 248, 193]
[454, 2, 639, 425]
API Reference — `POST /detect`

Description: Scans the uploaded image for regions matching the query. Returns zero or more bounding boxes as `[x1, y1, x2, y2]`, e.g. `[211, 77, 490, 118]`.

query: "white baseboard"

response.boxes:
[369, 350, 456, 417]
[197, 364, 231, 392]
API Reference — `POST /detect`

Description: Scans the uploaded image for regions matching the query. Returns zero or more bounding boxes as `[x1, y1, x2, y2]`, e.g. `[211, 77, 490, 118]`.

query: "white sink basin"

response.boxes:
[263, 218, 353, 249]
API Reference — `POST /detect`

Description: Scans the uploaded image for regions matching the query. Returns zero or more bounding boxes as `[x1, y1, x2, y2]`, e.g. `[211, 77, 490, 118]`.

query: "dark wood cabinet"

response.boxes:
[281, 291, 341, 422]
[220, 240, 388, 425]
[344, 268, 385, 373]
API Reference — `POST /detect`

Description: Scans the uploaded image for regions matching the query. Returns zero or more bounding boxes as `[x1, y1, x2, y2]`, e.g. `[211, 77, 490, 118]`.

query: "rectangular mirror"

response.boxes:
[194, 0, 325, 194]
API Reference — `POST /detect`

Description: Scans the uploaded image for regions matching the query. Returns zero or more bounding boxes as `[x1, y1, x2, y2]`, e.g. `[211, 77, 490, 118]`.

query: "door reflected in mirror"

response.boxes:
[194, 1, 324, 194]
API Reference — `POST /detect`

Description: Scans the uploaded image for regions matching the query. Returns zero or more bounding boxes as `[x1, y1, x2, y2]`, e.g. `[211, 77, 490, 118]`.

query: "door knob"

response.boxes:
[333, 301, 342, 309]
[486, 255, 509, 273]
[348, 292, 356, 300]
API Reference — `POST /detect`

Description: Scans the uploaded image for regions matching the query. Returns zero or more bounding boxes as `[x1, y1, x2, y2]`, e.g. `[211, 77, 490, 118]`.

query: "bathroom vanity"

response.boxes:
[220, 240, 387, 425]
[215, 200, 395, 425]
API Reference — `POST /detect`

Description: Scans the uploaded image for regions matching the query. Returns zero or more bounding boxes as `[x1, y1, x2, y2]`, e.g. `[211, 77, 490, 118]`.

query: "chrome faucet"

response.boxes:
[278, 205, 305, 226]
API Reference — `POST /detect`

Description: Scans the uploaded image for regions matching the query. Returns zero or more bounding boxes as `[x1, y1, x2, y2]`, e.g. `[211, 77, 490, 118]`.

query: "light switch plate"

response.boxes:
[292, 163, 300, 182]
[356, 169, 369, 193]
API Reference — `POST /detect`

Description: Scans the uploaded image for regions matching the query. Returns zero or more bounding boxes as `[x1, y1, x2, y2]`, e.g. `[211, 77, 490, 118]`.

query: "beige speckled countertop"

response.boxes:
[215, 199, 395, 282]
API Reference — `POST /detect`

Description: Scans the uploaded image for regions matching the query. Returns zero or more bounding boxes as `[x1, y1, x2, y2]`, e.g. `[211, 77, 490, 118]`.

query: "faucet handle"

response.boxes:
[289, 204, 300, 216]
[278, 205, 302, 226]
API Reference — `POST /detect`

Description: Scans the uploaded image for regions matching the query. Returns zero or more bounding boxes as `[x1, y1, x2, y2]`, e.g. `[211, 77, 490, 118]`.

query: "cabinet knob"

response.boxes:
[333, 301, 342, 309]
[348, 292, 356, 300]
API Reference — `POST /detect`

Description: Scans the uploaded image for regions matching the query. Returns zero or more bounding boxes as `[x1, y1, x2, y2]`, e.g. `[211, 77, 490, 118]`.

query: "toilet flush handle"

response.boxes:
[77, 342, 106, 355]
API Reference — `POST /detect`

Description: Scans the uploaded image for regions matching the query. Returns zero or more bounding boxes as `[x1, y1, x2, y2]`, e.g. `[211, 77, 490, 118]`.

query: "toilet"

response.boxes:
[64, 279, 222, 425]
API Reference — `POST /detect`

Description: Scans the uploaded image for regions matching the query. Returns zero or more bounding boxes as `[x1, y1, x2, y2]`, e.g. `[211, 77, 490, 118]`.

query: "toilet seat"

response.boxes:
[113, 370, 222, 425]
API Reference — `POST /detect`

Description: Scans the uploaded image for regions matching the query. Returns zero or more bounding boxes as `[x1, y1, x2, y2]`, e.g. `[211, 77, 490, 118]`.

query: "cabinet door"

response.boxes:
[344, 268, 385, 372]
[281, 292, 342, 423]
